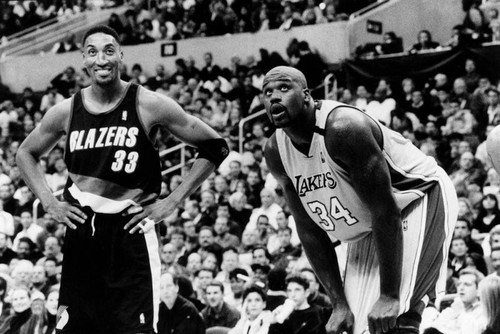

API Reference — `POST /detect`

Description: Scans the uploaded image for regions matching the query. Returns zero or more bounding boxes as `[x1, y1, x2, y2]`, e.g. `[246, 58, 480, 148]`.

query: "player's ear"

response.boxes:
[303, 88, 311, 102]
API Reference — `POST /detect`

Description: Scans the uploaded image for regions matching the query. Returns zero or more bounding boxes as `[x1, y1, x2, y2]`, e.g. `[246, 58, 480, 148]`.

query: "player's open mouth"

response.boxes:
[270, 103, 286, 118]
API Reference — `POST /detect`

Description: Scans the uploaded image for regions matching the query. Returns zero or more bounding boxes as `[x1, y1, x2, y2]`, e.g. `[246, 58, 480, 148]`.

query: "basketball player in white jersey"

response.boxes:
[263, 67, 458, 334]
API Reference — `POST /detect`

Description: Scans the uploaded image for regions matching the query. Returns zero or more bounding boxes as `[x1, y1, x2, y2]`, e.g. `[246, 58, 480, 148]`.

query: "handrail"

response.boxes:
[324, 73, 336, 100]
[238, 109, 267, 154]
[349, 0, 391, 20]
[159, 142, 197, 177]
[0, 14, 86, 55]
[4, 16, 60, 42]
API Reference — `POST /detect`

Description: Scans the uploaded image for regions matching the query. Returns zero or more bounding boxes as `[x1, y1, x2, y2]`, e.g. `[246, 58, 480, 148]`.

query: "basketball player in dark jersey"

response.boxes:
[16, 26, 228, 334]
[263, 67, 458, 334]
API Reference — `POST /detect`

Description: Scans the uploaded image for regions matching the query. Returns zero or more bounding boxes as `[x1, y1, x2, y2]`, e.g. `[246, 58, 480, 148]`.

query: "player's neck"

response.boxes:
[89, 80, 126, 104]
[284, 106, 316, 156]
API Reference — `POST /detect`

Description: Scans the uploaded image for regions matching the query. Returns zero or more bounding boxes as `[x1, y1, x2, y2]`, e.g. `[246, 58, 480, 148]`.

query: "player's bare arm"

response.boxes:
[16, 99, 87, 229]
[265, 135, 354, 334]
[124, 88, 227, 233]
[324, 107, 402, 334]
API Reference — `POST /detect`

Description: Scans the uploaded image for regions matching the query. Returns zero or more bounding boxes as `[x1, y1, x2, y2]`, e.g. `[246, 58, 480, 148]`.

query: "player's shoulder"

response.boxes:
[137, 84, 176, 109]
[46, 96, 73, 119]
[324, 105, 373, 141]
[264, 133, 287, 178]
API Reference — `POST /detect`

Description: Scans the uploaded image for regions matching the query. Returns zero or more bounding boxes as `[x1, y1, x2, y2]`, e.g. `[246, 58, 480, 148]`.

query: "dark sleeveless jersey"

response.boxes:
[63, 83, 161, 214]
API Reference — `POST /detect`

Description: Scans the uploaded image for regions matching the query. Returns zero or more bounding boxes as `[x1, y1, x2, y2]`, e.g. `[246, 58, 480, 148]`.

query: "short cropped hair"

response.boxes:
[242, 285, 267, 302]
[459, 267, 484, 287]
[206, 279, 224, 293]
[82, 25, 120, 46]
[286, 274, 309, 290]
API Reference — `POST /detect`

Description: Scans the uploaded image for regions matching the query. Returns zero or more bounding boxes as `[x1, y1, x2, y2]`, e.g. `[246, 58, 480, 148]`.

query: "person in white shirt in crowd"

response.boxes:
[229, 285, 274, 334]
[12, 210, 43, 252]
[46, 158, 68, 192]
[426, 268, 484, 334]
[488, 247, 500, 277]
[247, 188, 282, 231]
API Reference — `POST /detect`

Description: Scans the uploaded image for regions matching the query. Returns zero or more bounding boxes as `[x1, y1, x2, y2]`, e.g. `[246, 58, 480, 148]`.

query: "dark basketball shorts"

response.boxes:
[56, 208, 161, 334]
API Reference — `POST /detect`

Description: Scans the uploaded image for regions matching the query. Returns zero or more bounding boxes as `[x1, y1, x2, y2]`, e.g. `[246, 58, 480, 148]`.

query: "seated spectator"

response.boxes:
[12, 210, 43, 253]
[201, 280, 240, 330]
[441, 99, 476, 136]
[158, 272, 205, 334]
[186, 252, 202, 279]
[250, 263, 270, 291]
[462, 2, 491, 44]
[450, 236, 469, 277]
[0, 276, 10, 323]
[449, 152, 486, 194]
[216, 247, 242, 284]
[278, 2, 303, 30]
[0, 232, 16, 265]
[408, 30, 440, 53]
[229, 285, 274, 334]
[353, 85, 371, 110]
[269, 275, 328, 334]
[39, 86, 64, 113]
[0, 286, 32, 334]
[486, 88, 500, 126]
[213, 216, 240, 249]
[229, 191, 252, 230]
[375, 31, 404, 55]
[486, 7, 500, 42]
[265, 267, 287, 311]
[426, 268, 484, 334]
[160, 243, 188, 277]
[472, 194, 500, 244]
[300, 268, 332, 311]
[30, 264, 50, 297]
[215, 201, 243, 239]
[51, 33, 80, 54]
[225, 267, 248, 309]
[479, 275, 500, 333]
[235, 229, 255, 267]
[488, 246, 500, 277]
[365, 87, 396, 126]
[247, 188, 282, 231]
[455, 216, 484, 256]
[271, 227, 301, 268]
[46, 158, 68, 192]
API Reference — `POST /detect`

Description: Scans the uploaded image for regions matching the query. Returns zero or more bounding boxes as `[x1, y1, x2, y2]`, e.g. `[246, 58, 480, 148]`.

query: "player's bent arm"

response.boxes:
[264, 136, 347, 305]
[16, 100, 71, 210]
[139, 88, 228, 206]
[325, 108, 402, 299]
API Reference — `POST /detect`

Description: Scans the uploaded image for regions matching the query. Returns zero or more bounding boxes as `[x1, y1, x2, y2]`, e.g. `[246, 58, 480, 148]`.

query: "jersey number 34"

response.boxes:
[307, 197, 358, 231]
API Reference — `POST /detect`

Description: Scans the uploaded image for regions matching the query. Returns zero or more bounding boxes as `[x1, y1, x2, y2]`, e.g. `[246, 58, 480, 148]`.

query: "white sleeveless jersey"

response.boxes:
[276, 100, 440, 243]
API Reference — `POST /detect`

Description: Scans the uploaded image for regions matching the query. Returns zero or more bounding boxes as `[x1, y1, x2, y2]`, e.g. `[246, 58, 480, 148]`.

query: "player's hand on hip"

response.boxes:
[123, 197, 178, 234]
[367, 295, 399, 334]
[46, 201, 87, 230]
[326, 302, 354, 334]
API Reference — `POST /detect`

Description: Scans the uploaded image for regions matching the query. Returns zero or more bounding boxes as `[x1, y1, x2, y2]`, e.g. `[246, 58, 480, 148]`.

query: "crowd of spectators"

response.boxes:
[104, 0, 358, 46]
[356, 0, 500, 58]
[0, 43, 499, 332]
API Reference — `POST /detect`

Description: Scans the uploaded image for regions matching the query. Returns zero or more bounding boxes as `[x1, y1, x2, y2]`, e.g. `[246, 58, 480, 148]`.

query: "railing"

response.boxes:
[238, 109, 267, 154]
[0, 14, 86, 57]
[159, 142, 194, 177]
[324, 73, 336, 100]
[1, 6, 129, 57]
[349, 0, 391, 20]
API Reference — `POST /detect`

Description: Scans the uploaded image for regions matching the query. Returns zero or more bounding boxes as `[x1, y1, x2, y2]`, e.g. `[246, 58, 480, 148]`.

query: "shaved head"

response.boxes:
[263, 66, 308, 89]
